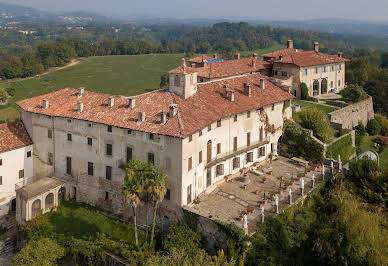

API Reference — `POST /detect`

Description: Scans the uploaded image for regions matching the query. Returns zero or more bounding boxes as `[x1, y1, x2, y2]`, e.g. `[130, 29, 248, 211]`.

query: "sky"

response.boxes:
[4, 0, 388, 22]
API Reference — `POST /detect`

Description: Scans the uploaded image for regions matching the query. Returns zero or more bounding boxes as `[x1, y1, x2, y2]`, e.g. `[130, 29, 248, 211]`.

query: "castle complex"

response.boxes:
[0, 40, 352, 226]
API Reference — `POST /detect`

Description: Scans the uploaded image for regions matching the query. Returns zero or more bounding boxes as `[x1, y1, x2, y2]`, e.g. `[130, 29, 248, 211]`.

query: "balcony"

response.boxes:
[206, 139, 270, 168]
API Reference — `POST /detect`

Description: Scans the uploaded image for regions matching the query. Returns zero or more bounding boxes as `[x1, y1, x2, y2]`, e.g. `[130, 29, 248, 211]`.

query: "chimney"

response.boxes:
[252, 53, 258, 59]
[287, 40, 293, 49]
[244, 83, 252, 97]
[228, 90, 235, 102]
[314, 42, 319, 52]
[161, 111, 167, 125]
[203, 59, 208, 67]
[191, 63, 196, 68]
[169, 104, 178, 117]
[78, 87, 85, 97]
[78, 102, 84, 113]
[128, 97, 136, 109]
[252, 59, 256, 68]
[138, 111, 145, 123]
[213, 53, 218, 59]
[108, 96, 114, 107]
[182, 58, 186, 67]
[42, 99, 49, 110]
[260, 78, 265, 90]
[338, 52, 343, 58]
[234, 53, 240, 60]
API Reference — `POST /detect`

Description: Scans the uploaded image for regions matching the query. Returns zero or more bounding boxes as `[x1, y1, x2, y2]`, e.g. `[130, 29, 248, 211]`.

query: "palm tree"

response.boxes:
[122, 159, 144, 246]
[145, 166, 167, 246]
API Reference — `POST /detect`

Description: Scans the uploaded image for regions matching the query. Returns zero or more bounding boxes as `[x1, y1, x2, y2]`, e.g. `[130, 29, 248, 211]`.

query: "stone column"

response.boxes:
[301, 178, 305, 196]
[261, 207, 265, 224]
[275, 194, 279, 214]
[322, 164, 325, 180]
[288, 188, 292, 205]
[243, 214, 248, 235]
[312, 174, 315, 188]
[331, 160, 334, 176]
[338, 154, 342, 172]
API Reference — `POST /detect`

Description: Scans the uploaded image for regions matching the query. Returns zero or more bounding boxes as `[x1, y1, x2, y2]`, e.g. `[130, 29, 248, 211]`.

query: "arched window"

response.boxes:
[321, 79, 328, 94]
[45, 193, 54, 211]
[58, 187, 66, 204]
[313, 80, 319, 96]
[31, 199, 41, 219]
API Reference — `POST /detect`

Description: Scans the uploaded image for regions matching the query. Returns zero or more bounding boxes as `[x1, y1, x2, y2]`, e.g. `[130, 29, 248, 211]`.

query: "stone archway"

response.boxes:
[321, 79, 328, 94]
[45, 193, 54, 211]
[313, 80, 319, 96]
[31, 199, 41, 219]
[58, 187, 66, 204]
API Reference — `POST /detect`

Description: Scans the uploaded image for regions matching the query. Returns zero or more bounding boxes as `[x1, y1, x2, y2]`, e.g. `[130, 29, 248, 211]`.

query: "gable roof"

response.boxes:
[0, 121, 33, 153]
[187, 55, 213, 64]
[262, 49, 348, 67]
[16, 73, 293, 138]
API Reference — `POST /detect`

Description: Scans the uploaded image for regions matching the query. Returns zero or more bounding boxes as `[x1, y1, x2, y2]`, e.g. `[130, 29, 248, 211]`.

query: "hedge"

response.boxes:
[326, 134, 355, 163]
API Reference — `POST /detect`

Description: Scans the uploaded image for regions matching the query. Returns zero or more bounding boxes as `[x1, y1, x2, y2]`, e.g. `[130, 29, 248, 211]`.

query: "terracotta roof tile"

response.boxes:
[262, 49, 349, 67]
[187, 55, 213, 63]
[17, 74, 293, 138]
[0, 121, 33, 153]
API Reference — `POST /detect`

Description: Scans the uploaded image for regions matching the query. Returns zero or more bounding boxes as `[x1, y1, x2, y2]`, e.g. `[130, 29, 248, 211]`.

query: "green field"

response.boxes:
[240, 44, 285, 58]
[0, 53, 184, 121]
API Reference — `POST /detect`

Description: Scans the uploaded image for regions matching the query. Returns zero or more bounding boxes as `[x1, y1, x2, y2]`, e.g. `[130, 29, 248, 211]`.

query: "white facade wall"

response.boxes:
[0, 145, 33, 216]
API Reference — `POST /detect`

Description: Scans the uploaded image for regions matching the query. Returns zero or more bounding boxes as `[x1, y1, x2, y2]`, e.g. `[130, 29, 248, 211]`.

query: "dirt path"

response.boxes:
[0, 58, 83, 84]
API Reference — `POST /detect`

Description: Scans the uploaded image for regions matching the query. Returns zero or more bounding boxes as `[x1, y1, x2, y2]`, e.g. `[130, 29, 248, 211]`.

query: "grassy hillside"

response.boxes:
[0, 54, 184, 121]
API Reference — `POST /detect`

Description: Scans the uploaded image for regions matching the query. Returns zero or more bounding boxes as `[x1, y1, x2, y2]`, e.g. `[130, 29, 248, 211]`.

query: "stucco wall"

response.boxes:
[0, 145, 33, 216]
[328, 97, 374, 129]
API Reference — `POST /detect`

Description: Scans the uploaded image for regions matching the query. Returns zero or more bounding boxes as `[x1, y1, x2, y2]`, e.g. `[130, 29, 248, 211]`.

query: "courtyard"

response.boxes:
[186, 156, 331, 235]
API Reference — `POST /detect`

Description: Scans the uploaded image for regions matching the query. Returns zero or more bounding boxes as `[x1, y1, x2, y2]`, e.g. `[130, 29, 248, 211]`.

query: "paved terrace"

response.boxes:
[186, 157, 331, 235]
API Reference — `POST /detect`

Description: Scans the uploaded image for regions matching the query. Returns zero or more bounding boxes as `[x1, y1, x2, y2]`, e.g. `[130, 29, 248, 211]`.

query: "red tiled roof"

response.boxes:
[0, 121, 33, 153]
[187, 55, 213, 64]
[16, 74, 293, 138]
[262, 49, 348, 67]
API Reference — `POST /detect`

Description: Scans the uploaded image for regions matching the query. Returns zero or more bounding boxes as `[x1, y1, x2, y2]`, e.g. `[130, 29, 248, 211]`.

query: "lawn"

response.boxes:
[359, 135, 388, 167]
[292, 99, 339, 122]
[240, 44, 285, 58]
[0, 53, 184, 121]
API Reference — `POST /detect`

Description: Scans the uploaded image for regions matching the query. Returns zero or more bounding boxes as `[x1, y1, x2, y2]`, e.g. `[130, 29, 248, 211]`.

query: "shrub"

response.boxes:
[297, 108, 334, 142]
[366, 119, 381, 136]
[340, 84, 368, 103]
[300, 83, 309, 100]
[355, 121, 366, 136]
[161, 225, 203, 258]
[12, 238, 65, 266]
[0, 87, 10, 103]
[374, 113, 388, 136]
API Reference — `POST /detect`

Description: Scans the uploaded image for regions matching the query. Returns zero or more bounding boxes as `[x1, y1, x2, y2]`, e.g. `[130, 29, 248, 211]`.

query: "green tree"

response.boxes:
[297, 108, 334, 142]
[340, 84, 368, 103]
[0, 87, 10, 103]
[122, 158, 145, 246]
[300, 82, 309, 100]
[366, 118, 381, 136]
[146, 166, 167, 246]
[355, 121, 366, 136]
[160, 73, 169, 88]
[374, 113, 388, 136]
[162, 225, 203, 258]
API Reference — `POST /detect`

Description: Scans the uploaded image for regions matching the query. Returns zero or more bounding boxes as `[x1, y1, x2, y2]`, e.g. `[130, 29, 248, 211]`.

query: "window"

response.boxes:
[148, 153, 155, 165]
[247, 152, 253, 163]
[331, 81, 334, 88]
[127, 129, 132, 135]
[19, 169, 24, 179]
[281, 71, 287, 77]
[217, 143, 221, 154]
[247, 111, 251, 118]
[106, 144, 112, 156]
[188, 157, 192, 171]
[105, 191, 109, 201]
[331, 65, 335, 72]
[106, 166, 112, 180]
[247, 132, 251, 146]
[48, 153, 53, 166]
[233, 137, 238, 152]
[88, 162, 94, 176]
[67, 133, 72, 141]
[27, 151, 31, 158]
[189, 135, 193, 142]
[208, 125, 211, 132]
[107, 125, 112, 132]
[216, 164, 224, 176]
[315, 67, 318, 74]
[272, 104, 275, 111]
[164, 189, 171, 200]
[126, 147, 132, 162]
[88, 123, 92, 127]
[174, 75, 180, 86]
[67, 119, 71, 123]
[48, 129, 52, 139]
[199, 130, 202, 137]
[187, 184, 192, 204]
[217, 119, 221, 127]
[66, 157, 72, 175]
[0, 159, 2, 166]
[273, 70, 278, 76]
[304, 68, 308, 75]
[199, 151, 202, 164]
[338, 80, 341, 87]
[258, 146, 266, 158]
[0, 176, 2, 185]
[87, 137, 92, 146]
[233, 157, 240, 169]
[149, 133, 154, 140]
[234, 114, 238, 122]
[323, 66, 327, 73]
[339, 64, 342, 71]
